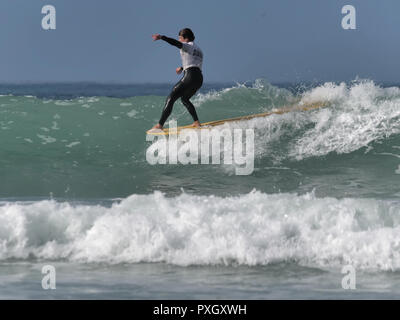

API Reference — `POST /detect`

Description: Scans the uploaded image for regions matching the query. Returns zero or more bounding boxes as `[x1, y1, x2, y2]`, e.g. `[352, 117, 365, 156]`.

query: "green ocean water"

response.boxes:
[1, 79, 400, 299]
[0, 79, 399, 199]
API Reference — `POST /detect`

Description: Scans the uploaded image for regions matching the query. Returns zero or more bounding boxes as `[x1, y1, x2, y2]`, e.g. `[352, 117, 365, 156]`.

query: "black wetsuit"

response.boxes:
[158, 36, 203, 127]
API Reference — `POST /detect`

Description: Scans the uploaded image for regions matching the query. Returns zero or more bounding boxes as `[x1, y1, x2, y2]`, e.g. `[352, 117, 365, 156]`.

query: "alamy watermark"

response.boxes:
[342, 5, 356, 30]
[341, 265, 356, 290]
[41, 265, 56, 290]
[146, 120, 255, 175]
[40, 4, 357, 32]
[41, 5, 56, 30]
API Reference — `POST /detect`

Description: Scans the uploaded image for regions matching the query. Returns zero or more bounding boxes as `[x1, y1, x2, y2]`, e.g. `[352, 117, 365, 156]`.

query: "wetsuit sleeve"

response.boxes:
[161, 35, 183, 49]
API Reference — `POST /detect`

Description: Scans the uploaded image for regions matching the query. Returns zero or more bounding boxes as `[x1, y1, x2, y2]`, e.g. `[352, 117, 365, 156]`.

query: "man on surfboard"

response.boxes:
[149, 28, 203, 132]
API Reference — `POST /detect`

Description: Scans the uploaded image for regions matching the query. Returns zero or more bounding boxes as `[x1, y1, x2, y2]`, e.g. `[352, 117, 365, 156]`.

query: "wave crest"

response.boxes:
[1, 191, 400, 271]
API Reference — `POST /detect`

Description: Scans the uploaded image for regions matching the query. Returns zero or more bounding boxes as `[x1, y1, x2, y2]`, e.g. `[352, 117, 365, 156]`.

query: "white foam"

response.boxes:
[51, 122, 60, 130]
[127, 110, 138, 118]
[0, 191, 400, 271]
[183, 80, 400, 163]
[233, 80, 400, 162]
[55, 101, 75, 106]
[65, 141, 81, 148]
[294, 81, 400, 158]
[37, 134, 56, 144]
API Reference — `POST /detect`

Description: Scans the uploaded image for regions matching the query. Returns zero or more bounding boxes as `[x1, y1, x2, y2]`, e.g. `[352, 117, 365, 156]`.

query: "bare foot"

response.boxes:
[150, 123, 163, 130]
[192, 121, 201, 127]
[147, 124, 163, 133]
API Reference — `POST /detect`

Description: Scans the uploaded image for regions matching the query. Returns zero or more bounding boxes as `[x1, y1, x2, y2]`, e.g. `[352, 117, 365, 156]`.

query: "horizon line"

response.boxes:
[0, 80, 398, 86]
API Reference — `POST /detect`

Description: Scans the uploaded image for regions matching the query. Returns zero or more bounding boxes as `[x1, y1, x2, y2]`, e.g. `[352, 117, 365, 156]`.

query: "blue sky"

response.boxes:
[0, 0, 398, 83]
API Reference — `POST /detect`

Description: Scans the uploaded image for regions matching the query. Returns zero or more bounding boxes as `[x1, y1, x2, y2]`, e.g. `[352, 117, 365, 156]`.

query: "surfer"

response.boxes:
[149, 28, 203, 131]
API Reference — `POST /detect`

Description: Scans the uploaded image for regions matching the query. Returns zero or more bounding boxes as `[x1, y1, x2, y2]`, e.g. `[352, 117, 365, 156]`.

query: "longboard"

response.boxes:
[146, 101, 326, 135]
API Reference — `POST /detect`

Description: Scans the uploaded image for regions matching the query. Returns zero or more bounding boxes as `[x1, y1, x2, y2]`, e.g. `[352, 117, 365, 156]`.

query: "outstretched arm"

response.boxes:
[152, 34, 183, 49]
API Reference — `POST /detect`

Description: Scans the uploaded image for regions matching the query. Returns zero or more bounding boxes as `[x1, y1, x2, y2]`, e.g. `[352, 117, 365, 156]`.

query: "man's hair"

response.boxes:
[179, 28, 195, 41]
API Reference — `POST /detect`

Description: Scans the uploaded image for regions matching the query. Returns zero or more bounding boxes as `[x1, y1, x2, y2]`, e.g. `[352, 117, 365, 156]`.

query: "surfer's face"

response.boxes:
[179, 35, 189, 43]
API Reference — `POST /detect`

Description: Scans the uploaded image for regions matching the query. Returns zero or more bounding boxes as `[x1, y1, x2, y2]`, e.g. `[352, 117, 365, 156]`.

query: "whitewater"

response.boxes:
[0, 79, 400, 299]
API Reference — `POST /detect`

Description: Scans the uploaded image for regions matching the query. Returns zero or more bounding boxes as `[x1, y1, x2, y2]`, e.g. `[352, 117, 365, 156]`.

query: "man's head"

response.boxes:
[179, 28, 195, 42]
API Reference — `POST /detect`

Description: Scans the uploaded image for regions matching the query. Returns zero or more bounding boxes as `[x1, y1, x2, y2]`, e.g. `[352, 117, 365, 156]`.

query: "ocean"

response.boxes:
[0, 79, 400, 299]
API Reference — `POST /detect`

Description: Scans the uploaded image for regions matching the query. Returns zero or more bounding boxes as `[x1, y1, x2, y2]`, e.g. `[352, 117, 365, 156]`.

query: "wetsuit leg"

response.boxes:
[181, 96, 199, 122]
[158, 67, 203, 126]
[158, 80, 186, 126]
[180, 67, 203, 122]
[181, 82, 201, 122]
